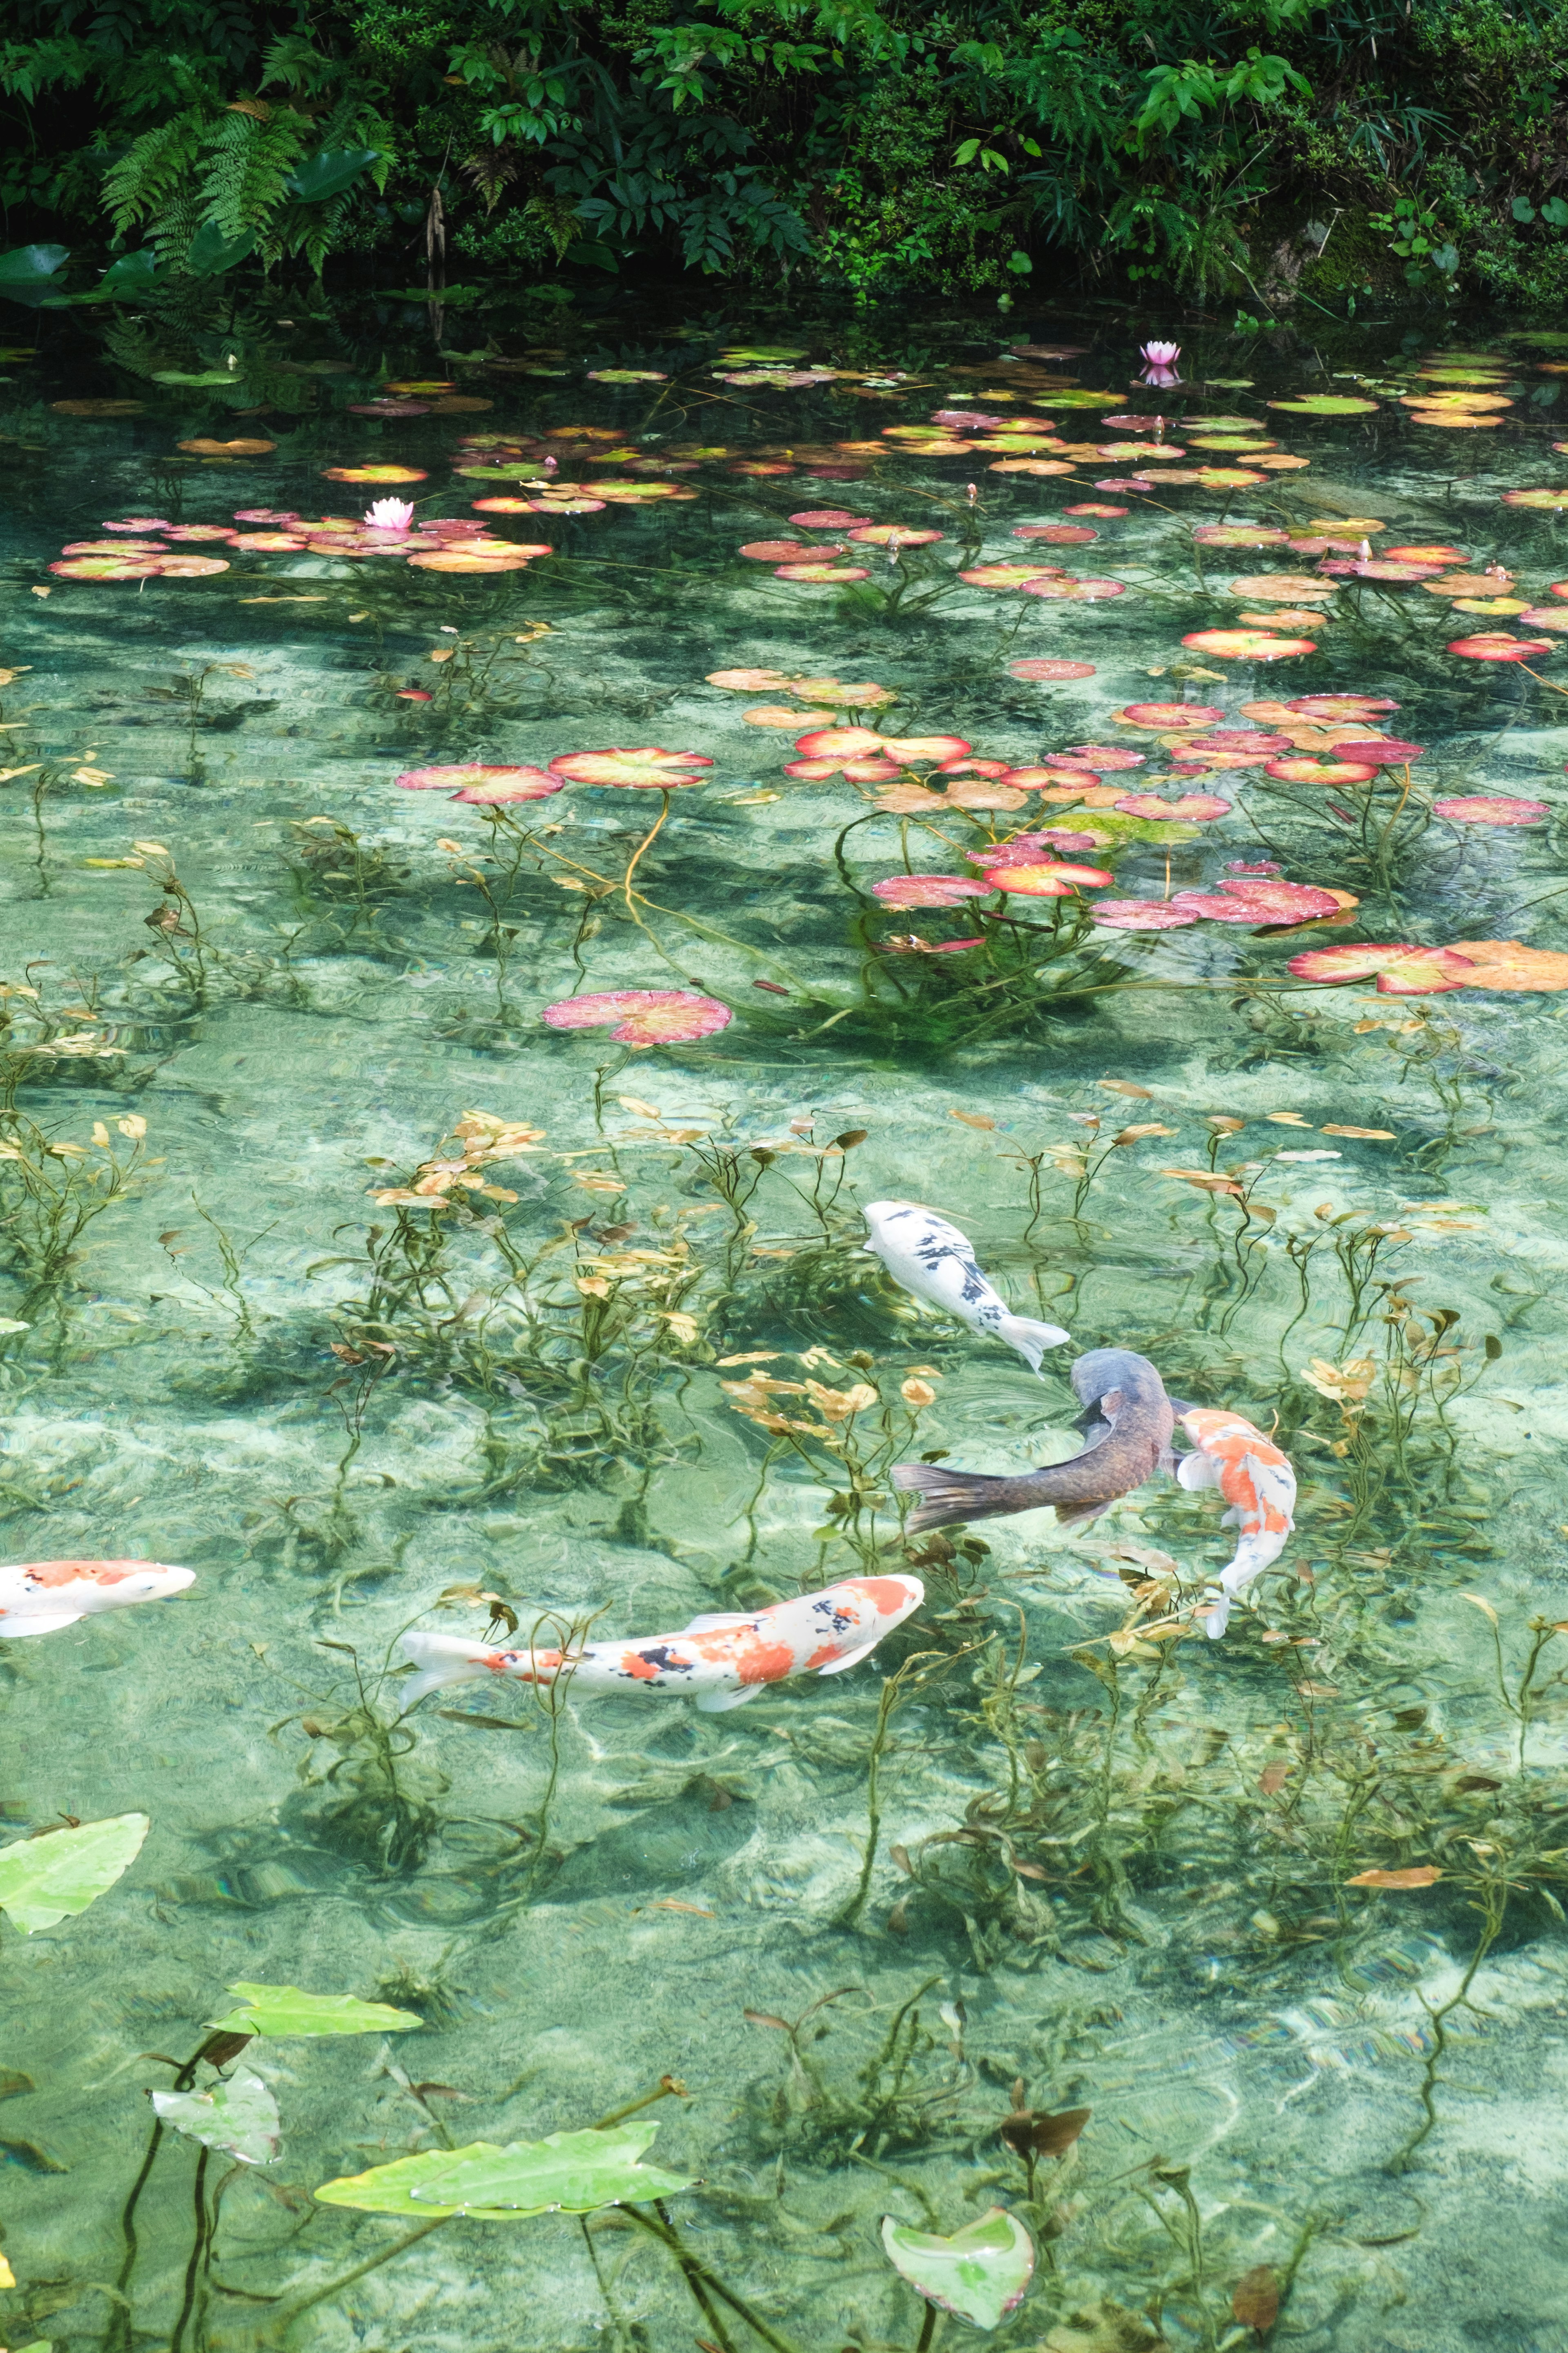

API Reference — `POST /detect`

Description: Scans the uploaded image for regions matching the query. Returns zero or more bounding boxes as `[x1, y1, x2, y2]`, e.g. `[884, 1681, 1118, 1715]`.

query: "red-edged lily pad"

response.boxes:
[1177, 879, 1341, 922]
[1434, 795, 1550, 824]
[1265, 758, 1380, 784]
[775, 563, 872, 581]
[1115, 793, 1232, 820]
[788, 510, 872, 527]
[1448, 634, 1552, 661]
[1325, 737, 1425, 764]
[1117, 704, 1223, 730]
[1287, 943, 1475, 994]
[1286, 694, 1399, 720]
[1014, 523, 1098, 543]
[550, 748, 715, 789]
[739, 540, 831, 561]
[1181, 629, 1317, 659]
[1007, 657, 1096, 681]
[543, 989, 733, 1046]
[1501, 488, 1568, 509]
[1022, 576, 1125, 601]
[849, 525, 944, 547]
[322, 465, 428, 483]
[871, 875, 986, 907]
[397, 764, 563, 800]
[960, 563, 1064, 589]
[1093, 899, 1200, 930]
[1192, 525, 1290, 547]
[795, 726, 884, 758]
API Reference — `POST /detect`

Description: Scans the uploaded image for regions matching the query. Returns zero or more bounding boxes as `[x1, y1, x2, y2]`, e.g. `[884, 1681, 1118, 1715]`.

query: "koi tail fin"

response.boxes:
[996, 1312, 1071, 1374]
[397, 1631, 504, 1707]
[893, 1461, 1028, 1532]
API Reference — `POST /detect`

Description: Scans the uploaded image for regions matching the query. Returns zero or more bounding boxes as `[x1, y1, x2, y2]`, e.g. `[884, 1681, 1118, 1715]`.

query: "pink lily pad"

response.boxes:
[1067, 503, 1127, 516]
[1286, 695, 1399, 720]
[1174, 879, 1340, 923]
[1013, 524, 1098, 543]
[397, 764, 564, 800]
[1054, 744, 1145, 770]
[1114, 793, 1232, 820]
[1433, 795, 1550, 824]
[1326, 737, 1425, 764]
[795, 726, 885, 758]
[848, 525, 944, 546]
[1448, 634, 1552, 661]
[542, 989, 733, 1046]
[739, 540, 833, 561]
[548, 748, 715, 790]
[1286, 943, 1475, 994]
[1265, 758, 1380, 784]
[871, 875, 986, 908]
[1092, 900, 1201, 930]
[774, 563, 871, 581]
[788, 510, 872, 527]
[1007, 658, 1096, 680]
[1180, 629, 1317, 659]
[1022, 576, 1125, 600]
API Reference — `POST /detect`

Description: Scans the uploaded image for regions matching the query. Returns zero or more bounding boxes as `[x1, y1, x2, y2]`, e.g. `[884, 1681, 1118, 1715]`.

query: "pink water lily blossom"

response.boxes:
[365, 498, 416, 531]
[1139, 339, 1181, 387]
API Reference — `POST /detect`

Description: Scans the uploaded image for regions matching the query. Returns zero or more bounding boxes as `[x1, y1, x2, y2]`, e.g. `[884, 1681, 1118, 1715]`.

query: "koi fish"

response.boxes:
[1177, 1408, 1296, 1638]
[0, 1558, 196, 1639]
[398, 1572, 924, 1712]
[862, 1200, 1069, 1372]
[893, 1348, 1174, 1532]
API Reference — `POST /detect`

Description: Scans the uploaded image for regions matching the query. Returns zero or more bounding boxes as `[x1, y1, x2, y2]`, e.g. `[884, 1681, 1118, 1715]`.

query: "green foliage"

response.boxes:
[7, 0, 1568, 296]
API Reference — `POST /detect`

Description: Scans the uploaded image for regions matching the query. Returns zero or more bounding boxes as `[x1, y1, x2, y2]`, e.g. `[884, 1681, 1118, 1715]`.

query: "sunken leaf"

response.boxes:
[881, 2207, 1035, 2328]
[0, 1813, 149, 1935]
[151, 2069, 281, 2165]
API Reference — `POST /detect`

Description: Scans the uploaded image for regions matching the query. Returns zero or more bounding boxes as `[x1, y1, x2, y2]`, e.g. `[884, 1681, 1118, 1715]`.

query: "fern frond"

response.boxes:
[197, 107, 312, 239]
[102, 107, 209, 233]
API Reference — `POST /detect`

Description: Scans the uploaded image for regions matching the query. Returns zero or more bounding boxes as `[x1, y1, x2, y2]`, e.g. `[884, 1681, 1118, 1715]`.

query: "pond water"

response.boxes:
[3, 295, 1568, 2353]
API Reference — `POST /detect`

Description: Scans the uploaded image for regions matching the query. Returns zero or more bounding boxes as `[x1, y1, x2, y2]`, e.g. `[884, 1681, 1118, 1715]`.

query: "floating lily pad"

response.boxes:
[1434, 795, 1549, 824]
[1117, 703, 1223, 729]
[322, 465, 428, 484]
[871, 875, 986, 908]
[1266, 394, 1379, 414]
[542, 989, 732, 1045]
[1265, 757, 1379, 784]
[881, 2208, 1036, 2329]
[1448, 938, 1568, 988]
[396, 764, 564, 802]
[1181, 629, 1316, 659]
[1092, 899, 1200, 930]
[1008, 657, 1096, 680]
[1448, 633, 1551, 660]
[775, 563, 871, 581]
[550, 748, 713, 790]
[1114, 793, 1231, 820]
[1287, 943, 1474, 995]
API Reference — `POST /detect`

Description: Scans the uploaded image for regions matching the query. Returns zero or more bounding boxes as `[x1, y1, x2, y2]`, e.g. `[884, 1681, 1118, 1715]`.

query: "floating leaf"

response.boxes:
[1266, 394, 1378, 414]
[1433, 795, 1548, 824]
[0, 1813, 149, 1934]
[1114, 793, 1231, 820]
[1181, 630, 1316, 659]
[1345, 1865, 1443, 1888]
[1008, 657, 1096, 680]
[1092, 900, 1200, 931]
[151, 2070, 281, 2166]
[1447, 633, 1552, 661]
[788, 509, 872, 527]
[1446, 939, 1568, 989]
[1265, 758, 1378, 785]
[1286, 943, 1474, 995]
[881, 2209, 1035, 2329]
[548, 748, 713, 790]
[871, 875, 986, 908]
[1175, 879, 1339, 923]
[316, 2121, 692, 2219]
[321, 465, 427, 484]
[849, 525, 944, 546]
[542, 989, 732, 1046]
[775, 562, 871, 581]
[1117, 703, 1223, 730]
[205, 1983, 423, 2036]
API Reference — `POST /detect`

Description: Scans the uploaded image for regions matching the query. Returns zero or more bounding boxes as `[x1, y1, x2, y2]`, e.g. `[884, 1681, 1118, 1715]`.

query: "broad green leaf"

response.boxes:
[0, 243, 69, 307]
[98, 251, 160, 296]
[187, 223, 257, 276]
[151, 370, 241, 386]
[881, 2208, 1036, 2329]
[151, 2069, 281, 2165]
[317, 2122, 692, 2219]
[0, 1813, 149, 1934]
[285, 149, 381, 205]
[205, 1983, 423, 2037]
[1265, 394, 1379, 414]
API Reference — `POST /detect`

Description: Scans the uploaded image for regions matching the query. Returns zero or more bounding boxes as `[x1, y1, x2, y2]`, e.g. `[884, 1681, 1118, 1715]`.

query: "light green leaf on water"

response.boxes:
[881, 2207, 1036, 2329]
[151, 2069, 280, 2165]
[151, 370, 241, 386]
[205, 1983, 423, 2037]
[316, 2122, 692, 2218]
[0, 1813, 149, 1935]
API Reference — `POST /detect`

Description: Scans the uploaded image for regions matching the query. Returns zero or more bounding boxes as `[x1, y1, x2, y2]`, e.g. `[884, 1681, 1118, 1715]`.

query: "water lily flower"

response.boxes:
[1139, 340, 1181, 387]
[365, 498, 415, 531]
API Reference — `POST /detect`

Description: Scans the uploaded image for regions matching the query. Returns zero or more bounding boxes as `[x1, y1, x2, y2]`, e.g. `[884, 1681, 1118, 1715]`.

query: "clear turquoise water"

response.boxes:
[3, 298, 1568, 2353]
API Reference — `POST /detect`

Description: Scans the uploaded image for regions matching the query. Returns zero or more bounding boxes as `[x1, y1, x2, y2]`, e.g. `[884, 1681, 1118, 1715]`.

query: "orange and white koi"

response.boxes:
[398, 1573, 924, 1712]
[0, 1558, 196, 1640]
[1176, 1409, 1296, 1639]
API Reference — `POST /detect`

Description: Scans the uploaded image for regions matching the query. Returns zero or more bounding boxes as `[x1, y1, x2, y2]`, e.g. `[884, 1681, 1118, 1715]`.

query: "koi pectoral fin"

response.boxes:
[0, 1610, 85, 1638]
[816, 1638, 880, 1677]
[1051, 1498, 1114, 1533]
[1177, 1451, 1221, 1492]
[694, 1683, 765, 1712]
